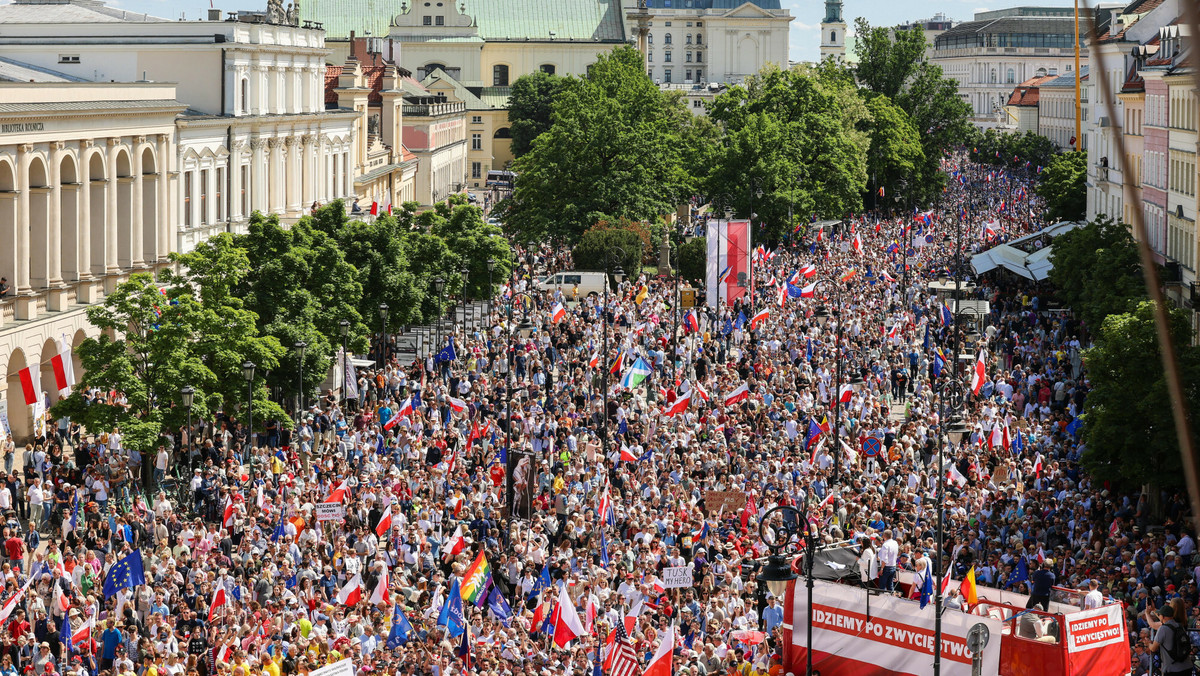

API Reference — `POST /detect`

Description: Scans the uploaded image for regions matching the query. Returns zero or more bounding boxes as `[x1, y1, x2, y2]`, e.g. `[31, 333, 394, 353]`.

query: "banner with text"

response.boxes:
[1066, 604, 1129, 676]
[789, 578, 1002, 676]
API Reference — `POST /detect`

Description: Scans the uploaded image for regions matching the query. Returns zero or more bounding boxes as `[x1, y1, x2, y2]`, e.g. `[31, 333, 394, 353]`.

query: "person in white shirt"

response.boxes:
[1083, 578, 1105, 610]
[858, 540, 878, 587]
[878, 529, 900, 592]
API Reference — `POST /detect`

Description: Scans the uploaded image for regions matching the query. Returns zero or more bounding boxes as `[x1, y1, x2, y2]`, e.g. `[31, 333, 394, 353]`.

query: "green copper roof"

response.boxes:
[305, 0, 625, 42]
[303, 0, 402, 40]
[467, 0, 625, 41]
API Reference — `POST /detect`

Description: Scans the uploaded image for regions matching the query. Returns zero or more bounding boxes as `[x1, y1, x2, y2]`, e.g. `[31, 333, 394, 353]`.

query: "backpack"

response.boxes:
[1167, 620, 1193, 663]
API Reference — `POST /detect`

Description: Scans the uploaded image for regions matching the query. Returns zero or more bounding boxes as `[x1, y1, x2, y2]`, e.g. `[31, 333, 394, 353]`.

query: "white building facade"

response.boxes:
[0, 0, 359, 251]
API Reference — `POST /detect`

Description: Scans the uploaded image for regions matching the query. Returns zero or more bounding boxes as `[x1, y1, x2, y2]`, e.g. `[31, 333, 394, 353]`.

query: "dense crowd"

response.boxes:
[0, 152, 1192, 676]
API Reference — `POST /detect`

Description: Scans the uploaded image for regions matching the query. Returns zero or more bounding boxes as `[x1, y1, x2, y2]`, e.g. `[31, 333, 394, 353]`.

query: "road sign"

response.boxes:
[862, 437, 882, 458]
[966, 622, 990, 654]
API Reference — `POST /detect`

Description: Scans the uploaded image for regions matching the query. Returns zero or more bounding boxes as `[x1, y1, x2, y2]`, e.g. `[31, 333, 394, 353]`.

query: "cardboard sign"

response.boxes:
[703, 490, 747, 514]
[662, 566, 693, 589]
[310, 659, 354, 676]
[315, 502, 345, 523]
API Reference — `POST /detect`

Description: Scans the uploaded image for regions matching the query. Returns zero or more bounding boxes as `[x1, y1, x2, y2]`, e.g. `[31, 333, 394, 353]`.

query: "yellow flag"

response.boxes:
[635, 285, 648, 305]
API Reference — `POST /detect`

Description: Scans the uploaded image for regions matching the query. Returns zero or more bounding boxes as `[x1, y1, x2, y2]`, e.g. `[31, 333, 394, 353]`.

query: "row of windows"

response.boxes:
[1169, 150, 1196, 197]
[1144, 150, 1166, 190]
[937, 31, 1078, 50]
[647, 51, 703, 63]
[1167, 214, 1196, 271]
[1170, 88, 1198, 131]
[182, 168, 226, 227]
[647, 21, 703, 28]
[649, 68, 704, 83]
[648, 33, 703, 45]
[1148, 94, 1167, 127]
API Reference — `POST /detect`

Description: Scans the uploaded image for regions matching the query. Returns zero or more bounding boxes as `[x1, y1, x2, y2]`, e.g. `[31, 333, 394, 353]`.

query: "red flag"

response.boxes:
[336, 574, 363, 606]
[208, 586, 228, 622]
[970, 350, 987, 396]
[724, 383, 750, 407]
[663, 392, 691, 417]
[370, 202, 379, 216]
[552, 586, 586, 648]
[326, 480, 350, 503]
[50, 353, 69, 391]
[17, 367, 38, 406]
[375, 509, 392, 538]
[642, 627, 675, 676]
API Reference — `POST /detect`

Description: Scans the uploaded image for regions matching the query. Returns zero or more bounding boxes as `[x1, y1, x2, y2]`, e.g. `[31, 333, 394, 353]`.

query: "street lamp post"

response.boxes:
[460, 267, 470, 326]
[294, 341, 307, 425]
[757, 505, 810, 674]
[936, 413, 972, 676]
[433, 276, 446, 370]
[181, 386, 194, 468]
[813, 291, 863, 485]
[242, 361, 256, 479]
[486, 258, 496, 324]
[378, 304, 389, 369]
[600, 247, 626, 461]
[339, 320, 351, 407]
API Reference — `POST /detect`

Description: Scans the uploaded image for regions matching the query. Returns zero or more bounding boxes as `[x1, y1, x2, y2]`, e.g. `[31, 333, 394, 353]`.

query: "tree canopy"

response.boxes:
[1081, 301, 1200, 490]
[1048, 216, 1147, 331]
[500, 47, 693, 243]
[507, 71, 575, 158]
[1037, 150, 1087, 222]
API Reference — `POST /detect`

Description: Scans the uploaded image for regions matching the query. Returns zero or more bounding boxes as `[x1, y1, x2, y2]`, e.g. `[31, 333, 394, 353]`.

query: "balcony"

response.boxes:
[402, 101, 466, 117]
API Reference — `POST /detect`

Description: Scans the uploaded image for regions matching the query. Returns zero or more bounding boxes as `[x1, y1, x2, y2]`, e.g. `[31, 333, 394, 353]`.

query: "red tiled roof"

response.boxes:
[325, 64, 342, 106]
[1006, 74, 1056, 106]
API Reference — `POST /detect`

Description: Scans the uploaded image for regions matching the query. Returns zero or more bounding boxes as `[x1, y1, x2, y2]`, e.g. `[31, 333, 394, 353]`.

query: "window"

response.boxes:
[472, 162, 482, 179]
[58, 54, 79, 64]
[471, 133, 482, 151]
[696, 33, 702, 44]
[240, 166, 248, 216]
[1006, 68, 1015, 84]
[648, 33, 653, 44]
[183, 172, 192, 227]
[493, 64, 509, 86]
[435, 15, 444, 24]
[665, 21, 671, 26]
[693, 99, 703, 108]
[665, 51, 672, 63]
[471, 115, 483, 124]
[664, 69, 671, 83]
[200, 169, 208, 224]
[216, 168, 224, 222]
[540, 64, 556, 75]
[241, 78, 249, 114]
[686, 34, 692, 44]
[685, 69, 692, 81]
[686, 52, 692, 62]
[422, 15, 431, 24]
[563, 274, 581, 285]
[648, 51, 653, 62]
[696, 21, 702, 26]
[664, 0, 670, 6]
[990, 69, 997, 83]
[830, 30, 836, 43]
[665, 33, 672, 44]
[695, 68, 702, 81]
[696, 52, 702, 63]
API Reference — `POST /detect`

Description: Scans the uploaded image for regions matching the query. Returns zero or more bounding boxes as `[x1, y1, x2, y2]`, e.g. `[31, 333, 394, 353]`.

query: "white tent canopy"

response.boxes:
[970, 220, 1084, 280]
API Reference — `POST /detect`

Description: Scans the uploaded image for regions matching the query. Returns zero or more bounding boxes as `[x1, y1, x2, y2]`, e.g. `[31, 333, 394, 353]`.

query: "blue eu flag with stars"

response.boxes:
[103, 550, 146, 597]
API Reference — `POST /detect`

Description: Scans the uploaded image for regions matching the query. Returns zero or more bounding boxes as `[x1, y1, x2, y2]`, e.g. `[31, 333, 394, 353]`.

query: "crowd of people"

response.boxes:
[0, 151, 1193, 676]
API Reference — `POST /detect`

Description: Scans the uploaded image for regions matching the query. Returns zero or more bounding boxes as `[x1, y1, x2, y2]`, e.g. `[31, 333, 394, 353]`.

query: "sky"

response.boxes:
[785, 0, 1080, 62]
[17, 0, 1082, 64]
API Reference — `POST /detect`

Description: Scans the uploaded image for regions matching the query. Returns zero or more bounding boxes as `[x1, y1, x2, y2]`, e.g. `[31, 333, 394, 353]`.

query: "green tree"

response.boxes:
[853, 19, 971, 205]
[168, 235, 290, 430]
[705, 65, 868, 242]
[501, 46, 693, 243]
[864, 94, 926, 206]
[432, 204, 515, 299]
[507, 71, 575, 157]
[1037, 150, 1087, 222]
[1047, 216, 1147, 331]
[1081, 301, 1200, 490]
[571, 226, 643, 281]
[678, 237, 706, 285]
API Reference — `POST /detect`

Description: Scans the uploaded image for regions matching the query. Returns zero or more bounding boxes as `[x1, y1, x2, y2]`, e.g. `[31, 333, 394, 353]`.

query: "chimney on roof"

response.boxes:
[208, 8, 221, 20]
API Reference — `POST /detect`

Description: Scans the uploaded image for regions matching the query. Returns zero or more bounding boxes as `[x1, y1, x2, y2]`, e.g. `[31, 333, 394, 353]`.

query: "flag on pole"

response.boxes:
[386, 605, 413, 648]
[723, 383, 750, 407]
[550, 303, 567, 323]
[971, 349, 987, 395]
[960, 567, 978, 605]
[17, 366, 39, 406]
[749, 308, 769, 330]
[336, 574, 363, 606]
[620, 358, 653, 389]
[552, 586, 586, 648]
[208, 586, 228, 622]
[642, 626, 674, 676]
[438, 579, 466, 637]
[460, 552, 492, 606]
[663, 391, 691, 417]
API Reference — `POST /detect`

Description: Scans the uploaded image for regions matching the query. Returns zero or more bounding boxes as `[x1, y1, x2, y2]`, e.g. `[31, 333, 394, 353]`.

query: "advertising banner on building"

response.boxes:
[790, 579, 1002, 676]
[705, 219, 752, 307]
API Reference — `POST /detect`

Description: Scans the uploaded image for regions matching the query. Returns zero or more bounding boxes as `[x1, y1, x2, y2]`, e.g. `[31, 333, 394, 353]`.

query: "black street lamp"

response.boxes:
[294, 341, 307, 424]
[600, 247, 626, 461]
[378, 304, 389, 369]
[460, 267, 470, 324]
[486, 258, 496, 321]
[936, 412, 972, 676]
[757, 505, 813, 674]
[339, 320, 351, 407]
[181, 386, 194, 466]
[242, 361, 256, 479]
[433, 276, 445, 364]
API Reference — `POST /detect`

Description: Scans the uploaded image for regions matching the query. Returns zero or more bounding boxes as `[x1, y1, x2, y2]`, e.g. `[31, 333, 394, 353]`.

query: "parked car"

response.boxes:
[535, 271, 609, 296]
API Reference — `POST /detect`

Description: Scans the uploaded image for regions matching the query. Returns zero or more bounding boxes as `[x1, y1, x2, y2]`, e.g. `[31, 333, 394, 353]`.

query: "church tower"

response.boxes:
[819, 0, 846, 62]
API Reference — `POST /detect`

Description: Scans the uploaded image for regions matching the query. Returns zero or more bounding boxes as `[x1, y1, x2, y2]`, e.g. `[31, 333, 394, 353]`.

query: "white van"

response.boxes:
[536, 271, 609, 297]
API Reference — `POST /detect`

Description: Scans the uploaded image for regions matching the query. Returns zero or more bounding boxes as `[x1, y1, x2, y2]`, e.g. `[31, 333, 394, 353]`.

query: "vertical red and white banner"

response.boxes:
[1065, 604, 1128, 676]
[705, 219, 752, 307]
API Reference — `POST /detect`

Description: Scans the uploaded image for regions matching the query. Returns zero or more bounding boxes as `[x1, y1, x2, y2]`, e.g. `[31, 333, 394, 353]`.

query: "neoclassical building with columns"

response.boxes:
[0, 81, 185, 441]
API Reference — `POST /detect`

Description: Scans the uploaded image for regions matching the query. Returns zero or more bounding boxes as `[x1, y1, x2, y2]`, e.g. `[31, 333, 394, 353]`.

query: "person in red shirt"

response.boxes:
[4, 532, 23, 572]
[488, 463, 505, 488]
[8, 608, 29, 643]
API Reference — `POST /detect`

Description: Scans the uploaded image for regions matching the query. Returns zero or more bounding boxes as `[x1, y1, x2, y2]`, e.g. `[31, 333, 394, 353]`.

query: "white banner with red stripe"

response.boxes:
[789, 579, 1002, 676]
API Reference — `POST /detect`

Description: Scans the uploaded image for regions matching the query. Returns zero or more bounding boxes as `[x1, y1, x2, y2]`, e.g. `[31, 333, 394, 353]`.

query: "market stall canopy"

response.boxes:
[970, 221, 1084, 281]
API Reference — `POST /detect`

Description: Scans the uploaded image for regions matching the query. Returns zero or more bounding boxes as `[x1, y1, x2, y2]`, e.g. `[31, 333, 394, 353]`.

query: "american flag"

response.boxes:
[605, 621, 641, 676]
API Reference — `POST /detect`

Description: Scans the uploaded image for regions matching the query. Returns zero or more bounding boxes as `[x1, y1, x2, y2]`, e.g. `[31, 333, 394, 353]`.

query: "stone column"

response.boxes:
[48, 141, 64, 287]
[157, 133, 170, 261]
[105, 138, 120, 275]
[285, 136, 300, 213]
[14, 144, 31, 294]
[131, 136, 145, 268]
[251, 137, 266, 214]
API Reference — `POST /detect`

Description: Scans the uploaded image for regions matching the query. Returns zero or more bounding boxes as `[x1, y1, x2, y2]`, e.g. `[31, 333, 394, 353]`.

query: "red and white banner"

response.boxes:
[705, 219, 752, 307]
[789, 579, 1002, 676]
[1065, 604, 1128, 676]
